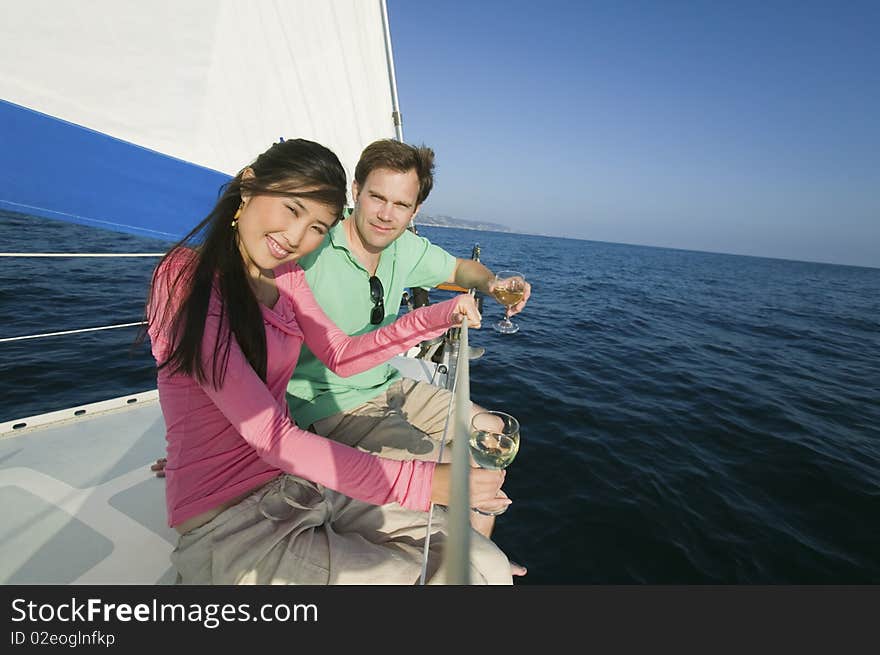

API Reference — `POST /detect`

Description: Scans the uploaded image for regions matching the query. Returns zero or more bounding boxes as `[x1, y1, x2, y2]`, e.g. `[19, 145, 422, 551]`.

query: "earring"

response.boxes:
[231, 201, 243, 228]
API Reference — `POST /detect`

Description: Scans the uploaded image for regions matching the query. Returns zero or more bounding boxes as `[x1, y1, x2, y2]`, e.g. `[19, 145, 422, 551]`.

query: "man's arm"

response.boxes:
[449, 258, 495, 294]
[449, 258, 532, 317]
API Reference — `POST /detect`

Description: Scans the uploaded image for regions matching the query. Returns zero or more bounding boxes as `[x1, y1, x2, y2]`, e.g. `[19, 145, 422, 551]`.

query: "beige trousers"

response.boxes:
[311, 378, 457, 462]
[172, 378, 513, 584]
[172, 475, 512, 585]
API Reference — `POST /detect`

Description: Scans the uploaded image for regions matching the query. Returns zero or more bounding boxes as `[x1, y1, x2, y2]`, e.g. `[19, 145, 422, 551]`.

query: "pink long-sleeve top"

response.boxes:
[148, 250, 460, 527]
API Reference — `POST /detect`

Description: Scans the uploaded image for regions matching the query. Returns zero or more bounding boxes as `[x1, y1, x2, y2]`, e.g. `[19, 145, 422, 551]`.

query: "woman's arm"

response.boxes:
[149, 262, 435, 512]
[290, 268, 473, 377]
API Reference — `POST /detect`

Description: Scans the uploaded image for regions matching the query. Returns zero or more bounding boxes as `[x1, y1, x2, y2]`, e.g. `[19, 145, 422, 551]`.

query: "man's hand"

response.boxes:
[486, 275, 532, 317]
[451, 259, 533, 318]
[150, 457, 167, 478]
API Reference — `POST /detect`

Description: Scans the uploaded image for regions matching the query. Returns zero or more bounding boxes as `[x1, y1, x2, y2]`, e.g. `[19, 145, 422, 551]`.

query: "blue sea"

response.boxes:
[1, 210, 878, 583]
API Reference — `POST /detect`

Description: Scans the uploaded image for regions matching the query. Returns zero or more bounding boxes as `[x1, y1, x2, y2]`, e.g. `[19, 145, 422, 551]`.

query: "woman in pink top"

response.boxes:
[146, 139, 513, 584]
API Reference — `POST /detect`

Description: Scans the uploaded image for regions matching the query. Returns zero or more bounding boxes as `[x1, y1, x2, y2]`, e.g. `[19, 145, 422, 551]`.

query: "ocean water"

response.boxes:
[1, 210, 878, 583]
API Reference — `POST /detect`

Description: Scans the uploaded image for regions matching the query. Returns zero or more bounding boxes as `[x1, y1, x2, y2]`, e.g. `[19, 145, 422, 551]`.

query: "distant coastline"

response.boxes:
[411, 213, 879, 269]
[416, 213, 511, 233]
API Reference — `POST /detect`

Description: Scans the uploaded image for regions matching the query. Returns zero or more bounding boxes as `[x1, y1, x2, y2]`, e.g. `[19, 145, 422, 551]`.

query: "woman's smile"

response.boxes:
[266, 234, 292, 260]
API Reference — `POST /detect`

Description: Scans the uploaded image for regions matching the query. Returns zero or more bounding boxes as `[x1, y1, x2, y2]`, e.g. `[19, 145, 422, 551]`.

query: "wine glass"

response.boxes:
[491, 270, 526, 334]
[469, 410, 520, 516]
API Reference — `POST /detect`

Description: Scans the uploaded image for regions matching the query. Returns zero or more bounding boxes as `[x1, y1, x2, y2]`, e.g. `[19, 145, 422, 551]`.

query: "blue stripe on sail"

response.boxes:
[0, 99, 231, 241]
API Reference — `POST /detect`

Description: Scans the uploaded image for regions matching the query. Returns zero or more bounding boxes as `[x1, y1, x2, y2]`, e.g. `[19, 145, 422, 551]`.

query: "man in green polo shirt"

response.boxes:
[286, 140, 530, 549]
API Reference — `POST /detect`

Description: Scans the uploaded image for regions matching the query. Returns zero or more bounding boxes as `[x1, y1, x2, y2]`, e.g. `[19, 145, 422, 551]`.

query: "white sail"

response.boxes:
[0, 1, 482, 587]
[0, 0, 398, 234]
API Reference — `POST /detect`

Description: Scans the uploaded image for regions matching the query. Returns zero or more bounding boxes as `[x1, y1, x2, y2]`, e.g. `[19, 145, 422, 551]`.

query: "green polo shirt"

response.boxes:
[286, 220, 457, 428]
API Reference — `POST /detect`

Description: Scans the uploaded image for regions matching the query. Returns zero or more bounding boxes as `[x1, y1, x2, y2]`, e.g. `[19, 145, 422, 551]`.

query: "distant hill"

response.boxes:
[415, 213, 511, 232]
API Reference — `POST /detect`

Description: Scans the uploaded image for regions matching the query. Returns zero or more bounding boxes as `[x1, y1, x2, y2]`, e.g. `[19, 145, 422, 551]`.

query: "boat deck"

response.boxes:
[0, 355, 441, 584]
[0, 393, 175, 584]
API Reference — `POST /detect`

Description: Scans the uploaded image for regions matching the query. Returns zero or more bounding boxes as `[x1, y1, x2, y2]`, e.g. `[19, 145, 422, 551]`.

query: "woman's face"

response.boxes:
[236, 191, 336, 279]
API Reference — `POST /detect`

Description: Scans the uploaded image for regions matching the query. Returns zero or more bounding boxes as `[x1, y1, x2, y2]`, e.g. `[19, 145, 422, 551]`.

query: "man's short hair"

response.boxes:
[354, 139, 435, 205]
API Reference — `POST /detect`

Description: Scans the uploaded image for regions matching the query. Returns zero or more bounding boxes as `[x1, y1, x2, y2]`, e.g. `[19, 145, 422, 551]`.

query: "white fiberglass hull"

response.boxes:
[0, 356, 440, 584]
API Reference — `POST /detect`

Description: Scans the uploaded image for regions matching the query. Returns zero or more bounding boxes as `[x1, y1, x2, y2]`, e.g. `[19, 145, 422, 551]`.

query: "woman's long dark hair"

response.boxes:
[140, 139, 346, 387]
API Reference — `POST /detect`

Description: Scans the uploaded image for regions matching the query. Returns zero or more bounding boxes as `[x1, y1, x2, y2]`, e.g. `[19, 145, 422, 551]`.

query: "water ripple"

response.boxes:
[2, 215, 879, 583]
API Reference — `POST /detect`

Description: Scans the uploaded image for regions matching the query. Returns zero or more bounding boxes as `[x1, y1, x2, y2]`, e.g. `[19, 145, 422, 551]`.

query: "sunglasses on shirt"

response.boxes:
[369, 275, 385, 325]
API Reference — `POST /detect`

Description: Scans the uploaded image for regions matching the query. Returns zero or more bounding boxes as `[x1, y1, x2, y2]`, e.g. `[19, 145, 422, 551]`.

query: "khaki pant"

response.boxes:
[311, 378, 460, 463]
[172, 475, 512, 585]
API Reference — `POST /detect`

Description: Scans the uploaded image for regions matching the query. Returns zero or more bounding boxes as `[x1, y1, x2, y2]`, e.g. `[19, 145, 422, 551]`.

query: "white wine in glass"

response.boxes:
[469, 411, 520, 470]
[491, 270, 526, 334]
[469, 410, 520, 516]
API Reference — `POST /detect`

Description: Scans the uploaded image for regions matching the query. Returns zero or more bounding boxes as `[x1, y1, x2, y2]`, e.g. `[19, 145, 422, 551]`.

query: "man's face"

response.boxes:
[350, 167, 420, 253]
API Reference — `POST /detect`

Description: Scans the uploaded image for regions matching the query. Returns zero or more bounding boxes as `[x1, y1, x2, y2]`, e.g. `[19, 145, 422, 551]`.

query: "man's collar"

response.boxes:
[327, 220, 352, 252]
[329, 218, 400, 276]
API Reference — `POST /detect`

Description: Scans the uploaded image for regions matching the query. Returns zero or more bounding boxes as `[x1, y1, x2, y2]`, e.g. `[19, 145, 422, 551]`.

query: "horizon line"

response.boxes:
[418, 223, 879, 271]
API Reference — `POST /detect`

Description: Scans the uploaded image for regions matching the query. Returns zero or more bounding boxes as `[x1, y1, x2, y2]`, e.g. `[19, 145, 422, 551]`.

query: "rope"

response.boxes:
[0, 253, 156, 342]
[0, 253, 164, 257]
[0, 322, 146, 343]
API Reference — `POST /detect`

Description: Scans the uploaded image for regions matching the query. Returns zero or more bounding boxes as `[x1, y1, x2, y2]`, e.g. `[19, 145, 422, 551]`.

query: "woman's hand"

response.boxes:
[449, 294, 482, 329]
[150, 457, 166, 478]
[430, 463, 505, 507]
[471, 488, 513, 515]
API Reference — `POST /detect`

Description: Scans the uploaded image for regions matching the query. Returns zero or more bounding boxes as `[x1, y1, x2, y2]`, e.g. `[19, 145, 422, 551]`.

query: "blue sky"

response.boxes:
[387, 0, 879, 268]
